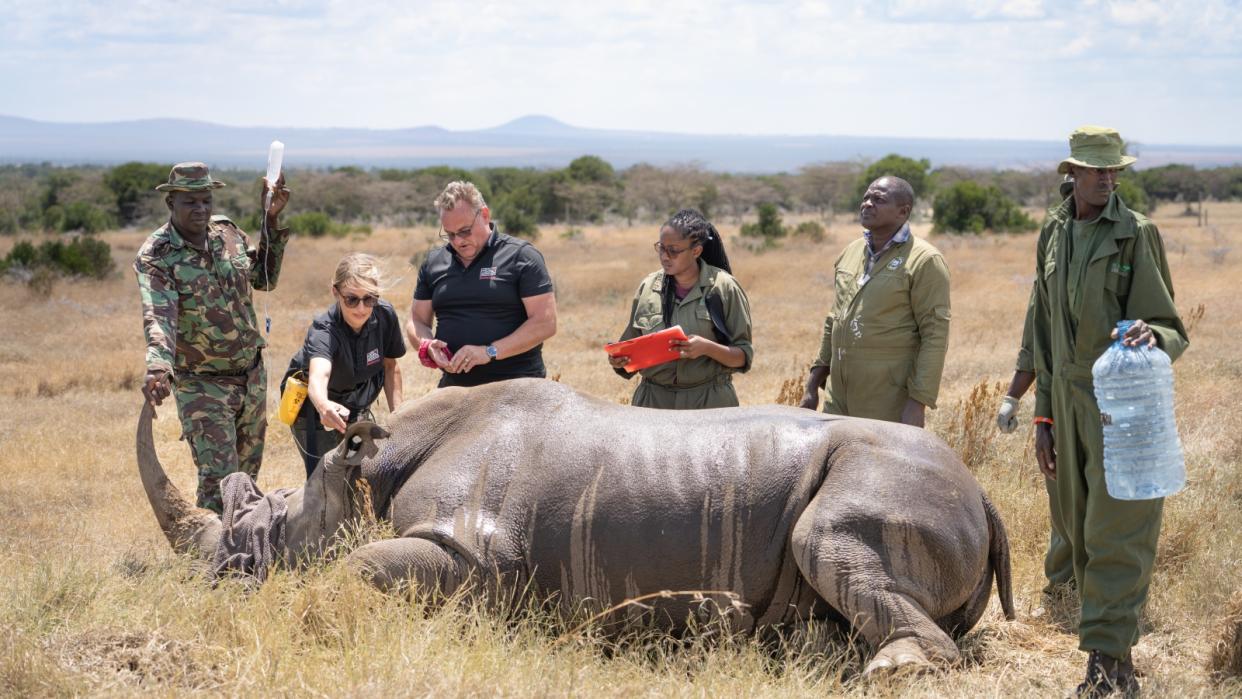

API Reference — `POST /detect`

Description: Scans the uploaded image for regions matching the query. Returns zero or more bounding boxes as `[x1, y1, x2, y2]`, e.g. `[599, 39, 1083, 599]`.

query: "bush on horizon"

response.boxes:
[933, 181, 1036, 234]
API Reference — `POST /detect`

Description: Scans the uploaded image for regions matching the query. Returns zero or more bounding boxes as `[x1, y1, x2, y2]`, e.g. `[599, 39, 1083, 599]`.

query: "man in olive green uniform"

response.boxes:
[800, 176, 951, 428]
[135, 163, 291, 514]
[1031, 127, 1188, 697]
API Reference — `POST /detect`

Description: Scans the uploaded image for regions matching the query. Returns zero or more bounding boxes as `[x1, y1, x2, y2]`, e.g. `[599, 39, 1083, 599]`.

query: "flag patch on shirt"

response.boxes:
[366, 348, 381, 366]
[479, 267, 498, 280]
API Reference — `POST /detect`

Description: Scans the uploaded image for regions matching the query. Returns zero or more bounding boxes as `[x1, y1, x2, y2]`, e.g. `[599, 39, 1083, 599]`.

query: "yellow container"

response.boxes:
[279, 372, 309, 426]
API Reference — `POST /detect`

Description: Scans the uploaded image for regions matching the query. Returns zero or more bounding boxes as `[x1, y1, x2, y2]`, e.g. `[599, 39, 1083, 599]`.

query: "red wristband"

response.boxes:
[1033, 416, 1054, 426]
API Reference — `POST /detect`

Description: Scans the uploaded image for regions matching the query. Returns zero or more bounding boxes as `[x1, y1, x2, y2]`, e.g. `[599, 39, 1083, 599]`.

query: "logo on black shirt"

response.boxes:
[479, 267, 498, 280]
[366, 348, 381, 366]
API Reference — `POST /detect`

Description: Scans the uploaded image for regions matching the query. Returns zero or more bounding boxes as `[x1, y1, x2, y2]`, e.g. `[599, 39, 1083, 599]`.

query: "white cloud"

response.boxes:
[885, 0, 1047, 21]
[1108, 0, 1166, 25]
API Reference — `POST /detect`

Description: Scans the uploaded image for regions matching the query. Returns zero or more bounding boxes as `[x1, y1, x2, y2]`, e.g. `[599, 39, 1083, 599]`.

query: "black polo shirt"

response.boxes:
[284, 299, 406, 415]
[414, 226, 554, 386]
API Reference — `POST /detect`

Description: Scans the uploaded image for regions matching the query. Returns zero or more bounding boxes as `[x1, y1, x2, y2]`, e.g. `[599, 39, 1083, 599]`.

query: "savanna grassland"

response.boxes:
[0, 203, 1239, 697]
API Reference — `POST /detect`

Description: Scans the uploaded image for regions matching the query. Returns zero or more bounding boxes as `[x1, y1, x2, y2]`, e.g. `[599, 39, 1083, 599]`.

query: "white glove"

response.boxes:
[996, 396, 1021, 433]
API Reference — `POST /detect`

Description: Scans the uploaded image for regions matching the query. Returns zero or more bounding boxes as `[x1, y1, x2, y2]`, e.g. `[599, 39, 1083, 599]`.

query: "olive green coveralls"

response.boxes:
[813, 234, 951, 420]
[616, 262, 753, 409]
[1032, 193, 1188, 660]
[1017, 284, 1075, 592]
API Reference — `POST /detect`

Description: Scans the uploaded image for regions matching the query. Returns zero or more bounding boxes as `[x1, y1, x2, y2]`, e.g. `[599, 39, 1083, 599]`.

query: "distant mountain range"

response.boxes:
[1, 114, 1239, 172]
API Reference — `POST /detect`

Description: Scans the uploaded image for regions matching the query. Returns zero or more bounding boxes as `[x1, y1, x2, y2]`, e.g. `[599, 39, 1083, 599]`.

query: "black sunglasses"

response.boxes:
[336, 288, 379, 308]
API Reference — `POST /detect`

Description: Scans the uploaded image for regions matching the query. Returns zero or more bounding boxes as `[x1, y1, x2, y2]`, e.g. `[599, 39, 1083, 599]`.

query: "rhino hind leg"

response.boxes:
[346, 537, 473, 595]
[790, 509, 960, 676]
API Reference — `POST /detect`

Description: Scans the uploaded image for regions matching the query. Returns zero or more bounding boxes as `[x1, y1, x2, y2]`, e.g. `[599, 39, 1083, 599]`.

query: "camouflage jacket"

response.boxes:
[134, 215, 290, 376]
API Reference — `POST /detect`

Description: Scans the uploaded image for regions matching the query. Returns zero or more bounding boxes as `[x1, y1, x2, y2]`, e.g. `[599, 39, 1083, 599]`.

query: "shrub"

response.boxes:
[493, 188, 541, 240]
[288, 211, 343, 238]
[933, 181, 1036, 234]
[740, 203, 786, 243]
[39, 201, 115, 234]
[792, 220, 826, 242]
[1, 235, 114, 279]
[499, 208, 539, 240]
[1115, 178, 1150, 215]
[53, 236, 115, 278]
[3, 240, 38, 269]
[59, 202, 115, 234]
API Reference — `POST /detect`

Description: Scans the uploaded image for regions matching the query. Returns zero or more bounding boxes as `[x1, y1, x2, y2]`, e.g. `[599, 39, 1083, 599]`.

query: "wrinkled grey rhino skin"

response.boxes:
[140, 378, 1013, 674]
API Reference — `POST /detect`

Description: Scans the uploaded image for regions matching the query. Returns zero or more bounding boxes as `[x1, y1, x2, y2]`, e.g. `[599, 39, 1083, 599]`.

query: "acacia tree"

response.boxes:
[104, 162, 169, 225]
[798, 162, 860, 219]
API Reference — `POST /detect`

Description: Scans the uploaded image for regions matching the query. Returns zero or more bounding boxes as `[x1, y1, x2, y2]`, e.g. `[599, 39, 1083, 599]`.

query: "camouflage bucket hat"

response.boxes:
[154, 162, 227, 192]
[1057, 126, 1137, 174]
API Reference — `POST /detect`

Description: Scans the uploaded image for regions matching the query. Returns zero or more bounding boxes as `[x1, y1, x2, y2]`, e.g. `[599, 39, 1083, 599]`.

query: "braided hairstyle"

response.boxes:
[663, 208, 732, 274]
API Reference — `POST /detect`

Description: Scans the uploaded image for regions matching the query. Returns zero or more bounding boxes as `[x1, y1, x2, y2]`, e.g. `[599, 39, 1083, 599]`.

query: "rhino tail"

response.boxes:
[982, 492, 1015, 620]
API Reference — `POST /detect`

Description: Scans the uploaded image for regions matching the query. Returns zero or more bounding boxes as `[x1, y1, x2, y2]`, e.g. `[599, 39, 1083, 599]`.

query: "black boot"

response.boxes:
[1074, 650, 1139, 698]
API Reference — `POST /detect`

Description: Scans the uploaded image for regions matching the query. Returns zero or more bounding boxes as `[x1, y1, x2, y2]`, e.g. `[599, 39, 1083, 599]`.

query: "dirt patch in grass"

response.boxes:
[49, 628, 217, 691]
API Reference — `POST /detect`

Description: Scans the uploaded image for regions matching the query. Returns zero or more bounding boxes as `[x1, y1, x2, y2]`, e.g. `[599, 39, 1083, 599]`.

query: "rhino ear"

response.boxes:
[340, 421, 389, 465]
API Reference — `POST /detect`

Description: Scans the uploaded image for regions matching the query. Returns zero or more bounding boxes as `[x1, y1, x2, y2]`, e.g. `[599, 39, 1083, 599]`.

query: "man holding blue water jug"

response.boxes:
[1030, 126, 1188, 698]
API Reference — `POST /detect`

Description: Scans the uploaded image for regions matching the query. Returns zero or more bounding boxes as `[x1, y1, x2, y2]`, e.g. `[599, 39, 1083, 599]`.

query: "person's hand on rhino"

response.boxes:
[142, 369, 171, 412]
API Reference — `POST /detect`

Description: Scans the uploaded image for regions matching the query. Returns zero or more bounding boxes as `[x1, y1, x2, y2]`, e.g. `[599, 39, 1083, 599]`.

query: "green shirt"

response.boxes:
[617, 262, 753, 388]
[135, 215, 290, 376]
[1031, 192, 1189, 419]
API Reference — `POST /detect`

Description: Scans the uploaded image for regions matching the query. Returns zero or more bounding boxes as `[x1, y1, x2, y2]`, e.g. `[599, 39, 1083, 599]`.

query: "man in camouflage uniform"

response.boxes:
[135, 162, 291, 513]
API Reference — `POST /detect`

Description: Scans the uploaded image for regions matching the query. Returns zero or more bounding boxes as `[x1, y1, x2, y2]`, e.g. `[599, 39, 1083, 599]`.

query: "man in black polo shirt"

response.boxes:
[408, 181, 557, 387]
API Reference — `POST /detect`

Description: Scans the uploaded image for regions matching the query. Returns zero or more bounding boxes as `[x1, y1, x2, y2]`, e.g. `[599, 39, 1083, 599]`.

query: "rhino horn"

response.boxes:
[135, 401, 221, 560]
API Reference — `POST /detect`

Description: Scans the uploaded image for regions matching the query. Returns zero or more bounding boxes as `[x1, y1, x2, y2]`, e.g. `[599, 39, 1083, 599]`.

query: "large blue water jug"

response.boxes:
[1091, 320, 1186, 500]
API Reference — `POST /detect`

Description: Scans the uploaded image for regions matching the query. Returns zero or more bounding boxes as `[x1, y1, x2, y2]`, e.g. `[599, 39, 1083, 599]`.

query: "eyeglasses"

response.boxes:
[336, 288, 379, 308]
[439, 209, 482, 243]
[654, 242, 695, 257]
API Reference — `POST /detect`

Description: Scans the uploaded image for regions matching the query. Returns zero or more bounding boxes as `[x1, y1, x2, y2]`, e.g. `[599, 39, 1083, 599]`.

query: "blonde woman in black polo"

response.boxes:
[283, 253, 405, 478]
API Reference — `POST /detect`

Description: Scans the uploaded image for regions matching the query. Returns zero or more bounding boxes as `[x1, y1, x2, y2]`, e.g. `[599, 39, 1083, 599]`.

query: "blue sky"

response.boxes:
[1, 0, 1239, 145]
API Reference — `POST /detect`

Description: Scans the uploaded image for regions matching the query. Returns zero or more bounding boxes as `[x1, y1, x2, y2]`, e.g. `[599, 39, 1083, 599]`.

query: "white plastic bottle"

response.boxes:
[264, 140, 284, 211]
[1091, 320, 1186, 500]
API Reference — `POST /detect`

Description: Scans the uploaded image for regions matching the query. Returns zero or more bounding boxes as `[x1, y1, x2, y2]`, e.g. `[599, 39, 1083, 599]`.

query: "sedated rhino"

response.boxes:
[138, 378, 1013, 674]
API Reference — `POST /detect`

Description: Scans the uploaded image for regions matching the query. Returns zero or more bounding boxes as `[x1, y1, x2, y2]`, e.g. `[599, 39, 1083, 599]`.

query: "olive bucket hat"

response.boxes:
[1057, 126, 1137, 174]
[154, 162, 227, 192]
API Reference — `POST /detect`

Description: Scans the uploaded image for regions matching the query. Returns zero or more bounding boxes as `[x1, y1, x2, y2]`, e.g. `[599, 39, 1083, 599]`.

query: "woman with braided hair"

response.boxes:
[608, 209, 753, 409]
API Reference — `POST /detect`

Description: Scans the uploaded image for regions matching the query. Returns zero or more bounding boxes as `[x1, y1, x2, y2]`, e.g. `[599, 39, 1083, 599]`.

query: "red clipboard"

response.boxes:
[604, 325, 689, 372]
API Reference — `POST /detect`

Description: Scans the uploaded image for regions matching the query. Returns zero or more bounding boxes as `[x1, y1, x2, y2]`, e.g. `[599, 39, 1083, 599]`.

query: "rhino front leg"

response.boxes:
[790, 497, 960, 676]
[346, 537, 473, 595]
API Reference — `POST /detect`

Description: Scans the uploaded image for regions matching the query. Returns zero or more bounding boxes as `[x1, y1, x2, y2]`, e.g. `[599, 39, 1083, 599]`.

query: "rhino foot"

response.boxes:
[863, 637, 936, 677]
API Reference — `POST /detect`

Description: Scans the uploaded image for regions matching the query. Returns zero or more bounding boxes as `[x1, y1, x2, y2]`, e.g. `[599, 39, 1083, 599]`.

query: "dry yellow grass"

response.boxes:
[1, 203, 1240, 696]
